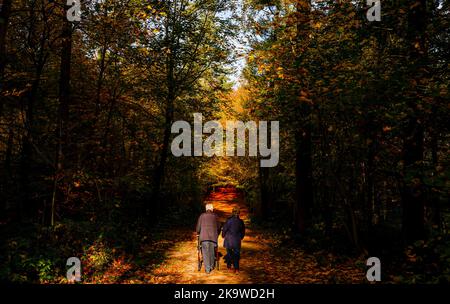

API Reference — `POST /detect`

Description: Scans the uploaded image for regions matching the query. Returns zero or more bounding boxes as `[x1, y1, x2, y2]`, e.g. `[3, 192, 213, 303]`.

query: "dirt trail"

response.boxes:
[146, 188, 275, 283]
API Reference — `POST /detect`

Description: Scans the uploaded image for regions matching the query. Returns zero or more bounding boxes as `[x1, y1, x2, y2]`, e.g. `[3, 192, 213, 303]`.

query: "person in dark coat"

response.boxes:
[222, 207, 245, 273]
[196, 203, 220, 273]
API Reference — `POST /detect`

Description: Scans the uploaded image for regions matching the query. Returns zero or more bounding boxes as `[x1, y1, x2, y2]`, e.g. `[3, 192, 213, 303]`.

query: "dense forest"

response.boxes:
[0, 0, 449, 283]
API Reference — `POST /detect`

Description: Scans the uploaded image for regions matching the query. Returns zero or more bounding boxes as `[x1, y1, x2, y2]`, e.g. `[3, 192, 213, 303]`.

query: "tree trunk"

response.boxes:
[151, 90, 174, 215]
[52, 5, 73, 226]
[364, 115, 378, 246]
[294, 0, 314, 234]
[1, 127, 13, 218]
[0, 0, 12, 201]
[429, 107, 441, 230]
[0, 0, 12, 98]
[94, 6, 109, 118]
[95, 43, 107, 117]
[259, 165, 270, 220]
[295, 125, 314, 234]
[150, 9, 177, 216]
[402, 117, 425, 241]
[19, 13, 48, 221]
[401, 0, 428, 241]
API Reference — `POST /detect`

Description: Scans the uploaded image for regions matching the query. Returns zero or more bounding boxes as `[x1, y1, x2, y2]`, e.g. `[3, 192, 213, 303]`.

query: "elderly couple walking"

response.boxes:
[196, 203, 245, 274]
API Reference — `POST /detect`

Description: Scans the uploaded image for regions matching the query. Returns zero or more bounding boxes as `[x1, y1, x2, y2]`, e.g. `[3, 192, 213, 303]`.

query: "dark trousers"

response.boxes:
[226, 248, 241, 270]
[201, 241, 216, 273]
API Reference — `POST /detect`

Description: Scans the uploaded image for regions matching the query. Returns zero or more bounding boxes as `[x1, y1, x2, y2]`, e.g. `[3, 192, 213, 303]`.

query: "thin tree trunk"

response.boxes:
[365, 116, 378, 244]
[401, 0, 428, 241]
[19, 14, 48, 221]
[430, 120, 441, 230]
[95, 5, 108, 118]
[295, 126, 313, 233]
[151, 90, 174, 215]
[52, 4, 73, 226]
[259, 165, 270, 220]
[294, 0, 314, 234]
[0, 0, 12, 101]
[150, 7, 176, 216]
[1, 127, 13, 218]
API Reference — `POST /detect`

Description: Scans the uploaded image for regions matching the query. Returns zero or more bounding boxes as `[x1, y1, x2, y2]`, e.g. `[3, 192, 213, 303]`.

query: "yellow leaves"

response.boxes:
[139, 48, 149, 56]
[276, 66, 285, 79]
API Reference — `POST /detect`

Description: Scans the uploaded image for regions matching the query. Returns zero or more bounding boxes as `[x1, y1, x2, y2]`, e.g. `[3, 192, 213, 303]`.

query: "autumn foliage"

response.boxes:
[0, 0, 449, 283]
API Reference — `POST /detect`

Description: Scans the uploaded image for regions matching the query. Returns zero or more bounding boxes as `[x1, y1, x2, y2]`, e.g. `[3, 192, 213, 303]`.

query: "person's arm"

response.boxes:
[222, 220, 229, 238]
[216, 215, 221, 234]
[196, 214, 202, 234]
[240, 220, 246, 239]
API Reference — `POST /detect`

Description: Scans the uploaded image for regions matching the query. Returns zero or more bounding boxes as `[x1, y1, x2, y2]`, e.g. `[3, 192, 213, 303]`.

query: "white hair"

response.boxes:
[205, 203, 213, 212]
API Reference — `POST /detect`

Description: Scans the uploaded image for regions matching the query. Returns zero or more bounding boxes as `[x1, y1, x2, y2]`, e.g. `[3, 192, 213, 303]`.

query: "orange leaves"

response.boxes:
[299, 90, 313, 104]
[313, 22, 322, 30]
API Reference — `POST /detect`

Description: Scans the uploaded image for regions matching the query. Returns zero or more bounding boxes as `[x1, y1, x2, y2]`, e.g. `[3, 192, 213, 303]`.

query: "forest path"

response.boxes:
[144, 187, 273, 283]
[122, 187, 364, 284]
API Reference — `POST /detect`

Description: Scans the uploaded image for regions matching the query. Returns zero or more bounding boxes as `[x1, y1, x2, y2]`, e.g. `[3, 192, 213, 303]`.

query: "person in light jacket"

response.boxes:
[196, 203, 220, 273]
[222, 207, 245, 273]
